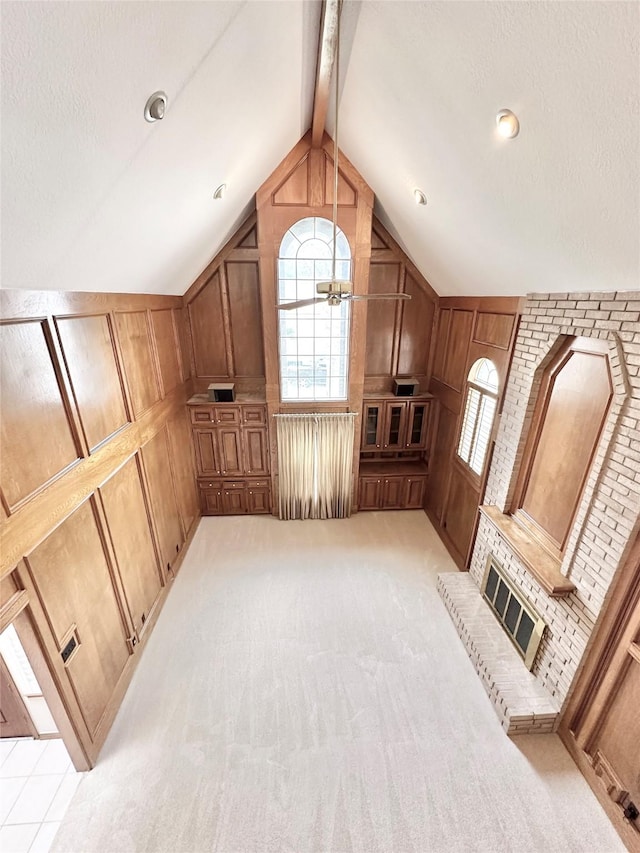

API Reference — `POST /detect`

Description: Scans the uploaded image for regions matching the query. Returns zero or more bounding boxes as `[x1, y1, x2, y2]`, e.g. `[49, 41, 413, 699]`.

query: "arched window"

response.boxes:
[457, 358, 499, 476]
[277, 217, 351, 401]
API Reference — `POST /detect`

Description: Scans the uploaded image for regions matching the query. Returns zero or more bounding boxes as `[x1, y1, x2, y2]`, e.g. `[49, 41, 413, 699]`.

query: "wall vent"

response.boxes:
[482, 556, 546, 670]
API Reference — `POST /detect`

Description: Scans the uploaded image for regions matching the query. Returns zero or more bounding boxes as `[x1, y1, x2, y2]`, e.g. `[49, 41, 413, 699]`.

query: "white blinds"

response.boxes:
[276, 413, 355, 520]
[457, 388, 497, 476]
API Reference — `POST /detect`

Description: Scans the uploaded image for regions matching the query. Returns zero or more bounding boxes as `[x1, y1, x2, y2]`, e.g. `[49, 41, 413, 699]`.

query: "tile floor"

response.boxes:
[0, 738, 84, 853]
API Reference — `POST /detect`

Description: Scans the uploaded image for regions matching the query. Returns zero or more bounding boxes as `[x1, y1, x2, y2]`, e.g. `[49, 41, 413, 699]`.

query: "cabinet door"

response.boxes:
[362, 403, 384, 450]
[217, 427, 243, 476]
[382, 402, 408, 450]
[247, 485, 270, 514]
[213, 405, 241, 426]
[405, 401, 430, 449]
[359, 477, 382, 510]
[405, 476, 427, 509]
[200, 483, 223, 515]
[381, 477, 404, 508]
[193, 428, 220, 476]
[222, 486, 247, 514]
[243, 427, 269, 476]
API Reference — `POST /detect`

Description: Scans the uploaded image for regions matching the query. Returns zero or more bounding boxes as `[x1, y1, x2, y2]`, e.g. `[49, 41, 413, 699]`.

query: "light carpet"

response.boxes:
[52, 511, 623, 853]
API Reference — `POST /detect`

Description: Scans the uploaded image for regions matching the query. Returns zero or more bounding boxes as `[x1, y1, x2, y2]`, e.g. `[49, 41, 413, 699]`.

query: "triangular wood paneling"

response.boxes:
[371, 227, 389, 249]
[238, 226, 258, 248]
[273, 155, 310, 206]
[324, 152, 357, 207]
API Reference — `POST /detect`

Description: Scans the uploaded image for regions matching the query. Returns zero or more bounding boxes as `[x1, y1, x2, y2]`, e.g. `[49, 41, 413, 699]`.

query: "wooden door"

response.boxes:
[405, 401, 430, 449]
[561, 535, 640, 848]
[193, 429, 220, 476]
[217, 427, 243, 477]
[381, 477, 404, 508]
[243, 427, 269, 476]
[361, 404, 383, 451]
[0, 657, 37, 739]
[382, 402, 407, 450]
[359, 477, 382, 510]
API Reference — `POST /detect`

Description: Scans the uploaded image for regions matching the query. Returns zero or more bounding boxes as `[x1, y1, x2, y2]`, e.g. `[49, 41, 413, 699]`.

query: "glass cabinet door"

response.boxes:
[382, 402, 407, 449]
[405, 401, 430, 449]
[362, 403, 383, 450]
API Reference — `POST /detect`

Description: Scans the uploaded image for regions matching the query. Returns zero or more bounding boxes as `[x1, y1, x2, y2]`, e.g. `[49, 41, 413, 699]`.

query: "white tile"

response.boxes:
[4, 776, 63, 825]
[0, 823, 39, 853]
[44, 774, 83, 822]
[28, 821, 61, 853]
[0, 777, 27, 824]
[31, 742, 71, 777]
[0, 740, 18, 767]
[0, 741, 48, 778]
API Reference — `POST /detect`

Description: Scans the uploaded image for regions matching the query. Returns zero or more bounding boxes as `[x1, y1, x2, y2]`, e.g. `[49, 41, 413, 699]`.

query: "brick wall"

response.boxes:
[469, 290, 640, 707]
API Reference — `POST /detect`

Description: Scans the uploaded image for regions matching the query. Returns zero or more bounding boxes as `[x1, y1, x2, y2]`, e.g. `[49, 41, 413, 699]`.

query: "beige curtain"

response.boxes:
[276, 414, 355, 520]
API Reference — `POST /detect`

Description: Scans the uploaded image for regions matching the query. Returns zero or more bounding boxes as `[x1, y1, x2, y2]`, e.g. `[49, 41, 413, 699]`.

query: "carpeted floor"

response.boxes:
[52, 511, 623, 852]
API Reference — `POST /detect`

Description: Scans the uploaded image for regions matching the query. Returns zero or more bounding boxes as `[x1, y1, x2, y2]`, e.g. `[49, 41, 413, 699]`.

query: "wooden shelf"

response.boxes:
[479, 505, 576, 597]
[359, 460, 428, 477]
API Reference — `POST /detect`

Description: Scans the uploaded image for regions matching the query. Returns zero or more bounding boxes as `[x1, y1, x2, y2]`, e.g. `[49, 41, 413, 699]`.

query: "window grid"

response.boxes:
[278, 217, 351, 402]
[456, 358, 499, 477]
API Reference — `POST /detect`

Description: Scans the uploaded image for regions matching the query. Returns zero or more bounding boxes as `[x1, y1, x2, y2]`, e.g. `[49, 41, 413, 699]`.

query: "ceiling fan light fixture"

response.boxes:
[496, 109, 520, 139]
[413, 188, 427, 206]
[213, 184, 227, 200]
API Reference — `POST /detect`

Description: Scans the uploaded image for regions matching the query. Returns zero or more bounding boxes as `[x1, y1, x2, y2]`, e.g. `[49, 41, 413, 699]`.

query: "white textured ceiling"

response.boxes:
[2, 1, 639, 297]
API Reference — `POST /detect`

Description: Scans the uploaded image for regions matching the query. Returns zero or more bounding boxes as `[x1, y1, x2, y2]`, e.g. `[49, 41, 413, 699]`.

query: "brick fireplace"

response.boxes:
[440, 290, 640, 734]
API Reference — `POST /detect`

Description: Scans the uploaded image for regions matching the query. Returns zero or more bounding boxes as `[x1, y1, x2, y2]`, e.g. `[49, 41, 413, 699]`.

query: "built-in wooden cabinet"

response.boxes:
[188, 396, 271, 515]
[361, 398, 431, 452]
[358, 394, 432, 512]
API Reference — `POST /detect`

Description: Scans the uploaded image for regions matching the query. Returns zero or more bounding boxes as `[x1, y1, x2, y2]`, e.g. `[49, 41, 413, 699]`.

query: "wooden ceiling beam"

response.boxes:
[311, 0, 340, 148]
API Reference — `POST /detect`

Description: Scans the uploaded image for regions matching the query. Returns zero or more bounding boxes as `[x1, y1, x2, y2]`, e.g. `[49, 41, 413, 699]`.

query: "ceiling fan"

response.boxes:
[278, 5, 411, 313]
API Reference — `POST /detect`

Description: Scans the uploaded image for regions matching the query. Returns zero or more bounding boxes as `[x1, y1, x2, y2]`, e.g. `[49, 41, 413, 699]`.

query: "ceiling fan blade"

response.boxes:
[277, 297, 327, 311]
[348, 293, 412, 301]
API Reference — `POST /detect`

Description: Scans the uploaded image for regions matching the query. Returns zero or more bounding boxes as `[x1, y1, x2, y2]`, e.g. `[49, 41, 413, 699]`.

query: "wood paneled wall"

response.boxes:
[365, 220, 437, 394]
[0, 290, 199, 768]
[427, 296, 522, 568]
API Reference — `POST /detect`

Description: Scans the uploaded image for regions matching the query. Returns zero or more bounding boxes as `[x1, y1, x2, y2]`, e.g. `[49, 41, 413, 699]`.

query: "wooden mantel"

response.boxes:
[480, 505, 576, 597]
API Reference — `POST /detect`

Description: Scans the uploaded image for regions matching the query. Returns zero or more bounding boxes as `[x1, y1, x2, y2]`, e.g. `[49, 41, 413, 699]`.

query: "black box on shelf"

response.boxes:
[208, 383, 235, 403]
[393, 377, 419, 397]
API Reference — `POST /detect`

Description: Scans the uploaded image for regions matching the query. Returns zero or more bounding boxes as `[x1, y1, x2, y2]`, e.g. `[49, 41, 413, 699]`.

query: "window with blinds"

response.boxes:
[456, 358, 499, 477]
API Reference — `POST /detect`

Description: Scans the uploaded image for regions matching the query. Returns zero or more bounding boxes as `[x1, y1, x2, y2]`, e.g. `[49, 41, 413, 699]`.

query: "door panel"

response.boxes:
[99, 456, 163, 636]
[381, 478, 404, 508]
[0, 657, 37, 738]
[427, 406, 457, 522]
[217, 428, 243, 476]
[141, 429, 184, 571]
[405, 477, 427, 509]
[442, 466, 480, 565]
[382, 403, 407, 450]
[244, 428, 269, 476]
[193, 429, 219, 476]
[359, 478, 381, 510]
[24, 499, 130, 737]
[362, 404, 383, 450]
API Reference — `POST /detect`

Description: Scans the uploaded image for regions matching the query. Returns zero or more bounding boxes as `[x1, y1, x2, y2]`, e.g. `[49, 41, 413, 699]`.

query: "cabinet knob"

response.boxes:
[217, 492, 221, 496]
[223, 470, 226, 474]
[377, 479, 381, 483]
[249, 491, 253, 495]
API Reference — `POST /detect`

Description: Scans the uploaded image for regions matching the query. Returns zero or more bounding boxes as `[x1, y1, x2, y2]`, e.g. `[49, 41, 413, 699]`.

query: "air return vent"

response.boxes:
[482, 556, 546, 670]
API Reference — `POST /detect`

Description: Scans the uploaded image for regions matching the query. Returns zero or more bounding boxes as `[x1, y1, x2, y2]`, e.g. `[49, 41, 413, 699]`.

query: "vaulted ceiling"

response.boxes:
[2, 1, 638, 298]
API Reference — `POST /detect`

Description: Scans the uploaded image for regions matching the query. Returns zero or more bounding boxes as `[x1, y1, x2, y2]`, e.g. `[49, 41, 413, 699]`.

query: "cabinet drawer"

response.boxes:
[242, 405, 267, 426]
[190, 407, 214, 424]
[247, 479, 269, 488]
[198, 479, 222, 490]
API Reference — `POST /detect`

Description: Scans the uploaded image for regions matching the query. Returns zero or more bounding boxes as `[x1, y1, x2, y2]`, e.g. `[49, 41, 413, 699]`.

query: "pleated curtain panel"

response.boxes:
[275, 413, 356, 520]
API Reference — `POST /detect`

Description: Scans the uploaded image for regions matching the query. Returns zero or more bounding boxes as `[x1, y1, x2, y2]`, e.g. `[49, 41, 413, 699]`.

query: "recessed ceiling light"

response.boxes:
[496, 109, 520, 139]
[213, 184, 227, 200]
[144, 91, 167, 123]
[413, 188, 427, 206]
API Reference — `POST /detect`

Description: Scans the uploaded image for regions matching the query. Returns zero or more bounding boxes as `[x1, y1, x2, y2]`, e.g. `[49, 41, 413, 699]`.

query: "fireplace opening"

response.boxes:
[482, 556, 546, 670]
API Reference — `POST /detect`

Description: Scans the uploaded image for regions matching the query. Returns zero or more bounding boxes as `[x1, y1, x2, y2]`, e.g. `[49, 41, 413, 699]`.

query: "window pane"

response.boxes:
[278, 217, 351, 402]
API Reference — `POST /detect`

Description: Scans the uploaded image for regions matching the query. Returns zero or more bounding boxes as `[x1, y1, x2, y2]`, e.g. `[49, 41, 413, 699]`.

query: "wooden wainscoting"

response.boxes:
[559, 532, 640, 851]
[0, 289, 200, 768]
